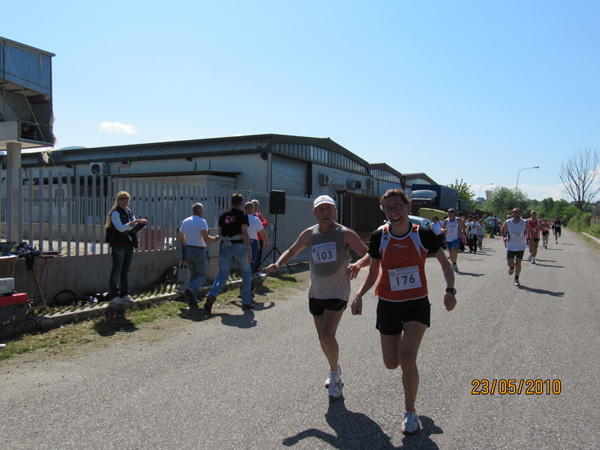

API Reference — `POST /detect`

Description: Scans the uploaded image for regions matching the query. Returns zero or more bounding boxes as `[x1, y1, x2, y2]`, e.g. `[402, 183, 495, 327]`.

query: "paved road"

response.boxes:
[2, 229, 599, 449]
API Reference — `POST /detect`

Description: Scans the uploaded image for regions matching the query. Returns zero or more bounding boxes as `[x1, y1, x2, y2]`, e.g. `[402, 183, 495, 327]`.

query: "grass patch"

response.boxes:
[0, 269, 308, 362]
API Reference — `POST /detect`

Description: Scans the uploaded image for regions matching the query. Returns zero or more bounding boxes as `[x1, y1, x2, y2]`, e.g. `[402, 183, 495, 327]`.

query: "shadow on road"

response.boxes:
[456, 272, 485, 278]
[517, 286, 564, 297]
[94, 308, 139, 336]
[529, 260, 564, 269]
[282, 396, 441, 449]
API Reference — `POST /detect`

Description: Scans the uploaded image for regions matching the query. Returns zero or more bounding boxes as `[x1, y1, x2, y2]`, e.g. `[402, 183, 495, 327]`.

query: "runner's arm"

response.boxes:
[344, 229, 369, 279]
[351, 257, 380, 315]
[265, 228, 310, 274]
[434, 248, 456, 311]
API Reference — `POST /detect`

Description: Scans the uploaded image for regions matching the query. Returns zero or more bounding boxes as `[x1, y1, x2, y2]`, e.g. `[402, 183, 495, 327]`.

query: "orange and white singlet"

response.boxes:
[527, 218, 540, 239]
[375, 224, 429, 302]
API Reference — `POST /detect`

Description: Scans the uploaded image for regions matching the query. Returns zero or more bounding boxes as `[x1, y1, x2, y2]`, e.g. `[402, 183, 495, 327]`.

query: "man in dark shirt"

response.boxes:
[204, 193, 253, 313]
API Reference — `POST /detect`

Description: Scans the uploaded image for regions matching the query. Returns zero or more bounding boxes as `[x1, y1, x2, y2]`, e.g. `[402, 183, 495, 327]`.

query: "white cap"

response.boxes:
[313, 195, 336, 208]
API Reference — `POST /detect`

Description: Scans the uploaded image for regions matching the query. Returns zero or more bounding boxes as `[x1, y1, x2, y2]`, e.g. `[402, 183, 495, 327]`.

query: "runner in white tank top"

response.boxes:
[501, 208, 533, 287]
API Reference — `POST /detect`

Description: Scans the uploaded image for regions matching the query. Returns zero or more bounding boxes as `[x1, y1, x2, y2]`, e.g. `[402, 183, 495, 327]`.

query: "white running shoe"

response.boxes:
[324, 364, 342, 389]
[110, 296, 122, 305]
[402, 410, 421, 435]
[121, 295, 134, 303]
[508, 267, 514, 276]
[532, 257, 536, 264]
[453, 263, 459, 273]
[328, 376, 342, 398]
[514, 277, 521, 287]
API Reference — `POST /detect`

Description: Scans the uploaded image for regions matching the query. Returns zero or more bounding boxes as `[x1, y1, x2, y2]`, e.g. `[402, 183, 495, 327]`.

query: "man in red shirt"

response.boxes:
[252, 199, 269, 272]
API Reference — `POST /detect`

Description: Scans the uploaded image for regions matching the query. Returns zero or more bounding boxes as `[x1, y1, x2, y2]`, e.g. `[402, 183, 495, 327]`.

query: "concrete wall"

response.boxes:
[8, 237, 222, 304]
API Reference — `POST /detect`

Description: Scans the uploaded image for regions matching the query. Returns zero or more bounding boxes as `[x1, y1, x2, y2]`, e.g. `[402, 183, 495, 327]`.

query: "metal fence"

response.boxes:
[0, 168, 318, 262]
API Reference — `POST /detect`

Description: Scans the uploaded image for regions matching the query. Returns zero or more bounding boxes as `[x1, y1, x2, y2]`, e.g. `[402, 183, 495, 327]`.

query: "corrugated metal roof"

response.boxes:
[10, 134, 369, 169]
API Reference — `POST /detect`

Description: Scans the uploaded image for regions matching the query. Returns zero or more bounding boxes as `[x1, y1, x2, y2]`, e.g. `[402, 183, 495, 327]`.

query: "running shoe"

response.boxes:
[324, 364, 342, 389]
[532, 257, 536, 264]
[121, 295, 134, 303]
[110, 296, 122, 305]
[402, 410, 421, 435]
[204, 294, 216, 314]
[453, 263, 459, 273]
[527, 254, 532, 262]
[508, 267, 514, 276]
[185, 288, 197, 307]
[328, 375, 342, 398]
[514, 277, 520, 286]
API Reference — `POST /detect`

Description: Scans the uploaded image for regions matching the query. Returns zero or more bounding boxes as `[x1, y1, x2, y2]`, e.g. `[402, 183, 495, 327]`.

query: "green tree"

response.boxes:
[449, 179, 475, 201]
[487, 186, 530, 218]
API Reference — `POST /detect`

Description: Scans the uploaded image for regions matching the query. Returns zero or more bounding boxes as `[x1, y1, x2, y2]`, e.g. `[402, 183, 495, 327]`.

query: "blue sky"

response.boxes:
[3, 0, 599, 201]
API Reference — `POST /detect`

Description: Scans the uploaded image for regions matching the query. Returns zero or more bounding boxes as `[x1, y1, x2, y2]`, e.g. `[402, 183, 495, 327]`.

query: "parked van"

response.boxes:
[417, 208, 446, 222]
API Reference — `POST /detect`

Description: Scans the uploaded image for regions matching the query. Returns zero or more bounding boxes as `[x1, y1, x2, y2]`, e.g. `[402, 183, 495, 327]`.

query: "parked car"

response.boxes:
[408, 215, 432, 228]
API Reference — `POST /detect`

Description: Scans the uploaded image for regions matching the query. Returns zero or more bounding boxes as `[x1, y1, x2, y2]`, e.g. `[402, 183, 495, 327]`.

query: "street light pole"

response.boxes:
[516, 166, 539, 193]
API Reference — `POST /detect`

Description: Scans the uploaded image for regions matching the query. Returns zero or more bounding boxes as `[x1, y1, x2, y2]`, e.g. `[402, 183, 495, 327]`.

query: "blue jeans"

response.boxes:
[110, 244, 134, 297]
[185, 246, 208, 294]
[209, 243, 252, 305]
[250, 240, 259, 271]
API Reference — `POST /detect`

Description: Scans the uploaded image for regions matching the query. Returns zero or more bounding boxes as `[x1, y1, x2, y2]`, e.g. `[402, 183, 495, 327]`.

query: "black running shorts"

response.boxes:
[376, 297, 431, 335]
[309, 298, 347, 316]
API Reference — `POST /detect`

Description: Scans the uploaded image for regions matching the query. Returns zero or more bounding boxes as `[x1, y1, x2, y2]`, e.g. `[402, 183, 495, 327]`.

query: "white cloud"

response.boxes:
[524, 183, 568, 201]
[99, 121, 136, 135]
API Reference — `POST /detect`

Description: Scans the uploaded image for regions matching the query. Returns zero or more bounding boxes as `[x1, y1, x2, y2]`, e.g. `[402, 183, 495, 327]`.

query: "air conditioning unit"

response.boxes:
[366, 178, 375, 188]
[90, 162, 107, 175]
[319, 173, 330, 185]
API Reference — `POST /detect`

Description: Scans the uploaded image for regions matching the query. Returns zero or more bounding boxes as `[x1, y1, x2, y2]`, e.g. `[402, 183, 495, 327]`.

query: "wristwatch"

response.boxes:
[445, 287, 457, 295]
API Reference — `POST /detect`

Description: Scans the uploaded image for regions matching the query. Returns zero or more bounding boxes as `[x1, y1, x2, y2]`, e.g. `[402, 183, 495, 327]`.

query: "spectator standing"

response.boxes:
[205, 193, 253, 313]
[251, 199, 269, 272]
[178, 202, 220, 307]
[105, 191, 147, 306]
[431, 216, 446, 250]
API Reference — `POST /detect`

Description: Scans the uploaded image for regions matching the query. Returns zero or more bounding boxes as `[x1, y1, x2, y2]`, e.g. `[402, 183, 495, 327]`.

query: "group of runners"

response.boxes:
[501, 209, 561, 286]
[264, 189, 564, 436]
[266, 190, 456, 435]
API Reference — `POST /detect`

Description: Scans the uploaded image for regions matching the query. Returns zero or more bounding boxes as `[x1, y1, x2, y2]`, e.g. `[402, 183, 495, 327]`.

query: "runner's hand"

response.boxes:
[265, 263, 279, 275]
[444, 293, 456, 311]
[351, 296, 362, 315]
[346, 263, 361, 280]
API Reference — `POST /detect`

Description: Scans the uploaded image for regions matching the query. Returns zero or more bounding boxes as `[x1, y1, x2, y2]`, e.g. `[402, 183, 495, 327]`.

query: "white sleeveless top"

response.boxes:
[445, 218, 460, 241]
[506, 219, 527, 251]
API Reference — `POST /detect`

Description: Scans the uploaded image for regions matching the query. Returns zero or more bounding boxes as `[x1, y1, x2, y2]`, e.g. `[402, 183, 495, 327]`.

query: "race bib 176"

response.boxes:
[389, 266, 422, 291]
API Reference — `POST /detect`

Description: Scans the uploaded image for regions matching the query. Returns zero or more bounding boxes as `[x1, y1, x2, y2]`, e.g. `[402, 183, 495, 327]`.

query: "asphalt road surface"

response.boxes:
[2, 228, 599, 449]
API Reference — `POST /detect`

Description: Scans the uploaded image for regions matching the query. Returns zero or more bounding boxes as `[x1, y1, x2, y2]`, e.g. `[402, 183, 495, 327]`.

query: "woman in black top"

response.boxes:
[105, 191, 147, 305]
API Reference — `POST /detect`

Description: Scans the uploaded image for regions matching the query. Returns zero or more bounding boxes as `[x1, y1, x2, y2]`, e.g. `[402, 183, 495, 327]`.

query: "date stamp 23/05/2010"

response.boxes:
[471, 379, 561, 396]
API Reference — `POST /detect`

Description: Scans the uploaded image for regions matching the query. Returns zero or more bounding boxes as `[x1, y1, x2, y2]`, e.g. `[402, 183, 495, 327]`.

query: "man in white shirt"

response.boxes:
[178, 203, 220, 307]
[500, 208, 533, 287]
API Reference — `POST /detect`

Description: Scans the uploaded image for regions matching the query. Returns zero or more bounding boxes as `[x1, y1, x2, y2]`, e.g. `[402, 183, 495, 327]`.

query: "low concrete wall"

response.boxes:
[7, 237, 222, 304]
[12, 250, 178, 303]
